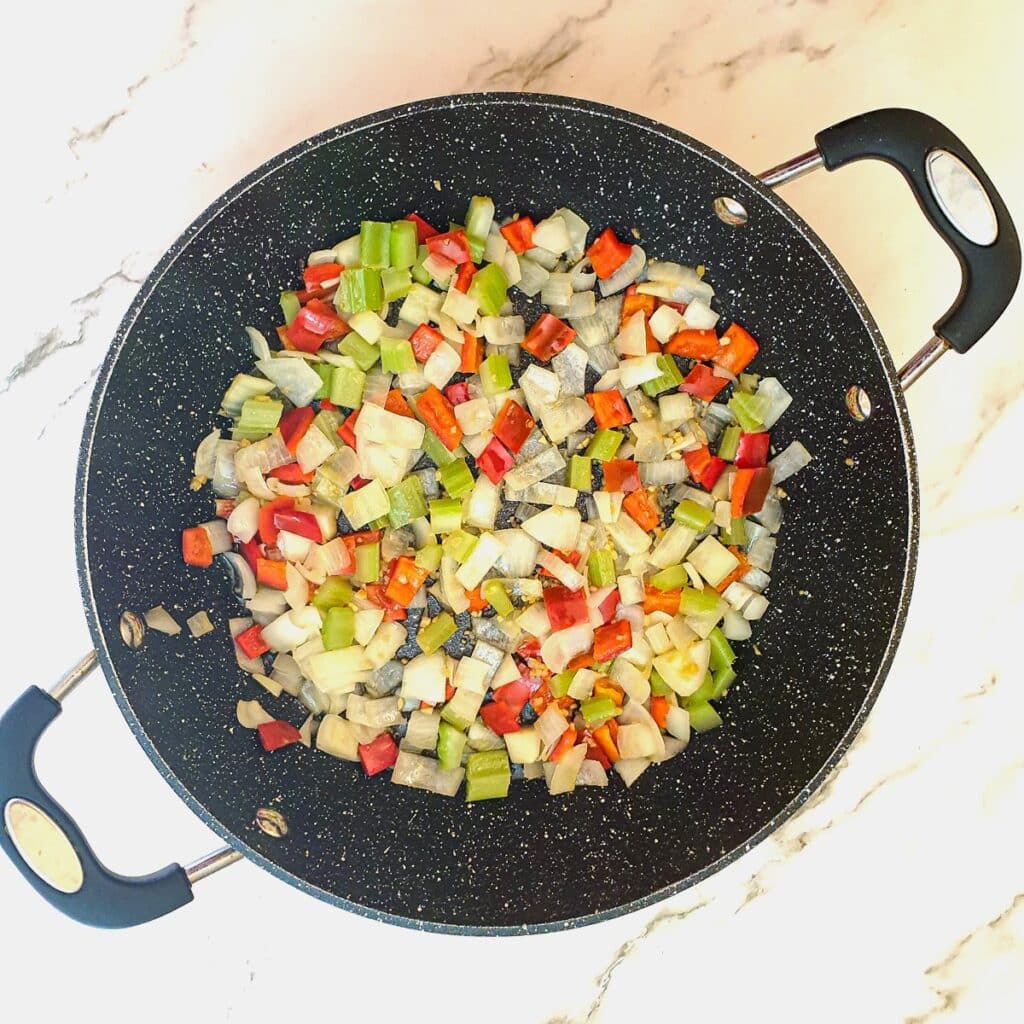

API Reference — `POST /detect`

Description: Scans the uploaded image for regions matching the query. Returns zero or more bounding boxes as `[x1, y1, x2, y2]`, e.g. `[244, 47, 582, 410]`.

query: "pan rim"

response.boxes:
[75, 91, 919, 935]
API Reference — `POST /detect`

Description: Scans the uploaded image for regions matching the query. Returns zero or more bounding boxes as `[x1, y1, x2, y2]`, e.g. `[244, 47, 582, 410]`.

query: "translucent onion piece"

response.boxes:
[144, 605, 181, 636]
[769, 440, 812, 483]
[599, 245, 646, 296]
[212, 440, 241, 498]
[551, 343, 589, 397]
[245, 325, 272, 362]
[481, 315, 526, 346]
[193, 429, 220, 482]
[219, 552, 257, 600]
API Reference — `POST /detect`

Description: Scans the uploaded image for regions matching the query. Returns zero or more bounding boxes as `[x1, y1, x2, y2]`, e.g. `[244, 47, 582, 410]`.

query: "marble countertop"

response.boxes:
[4, 1, 1023, 1020]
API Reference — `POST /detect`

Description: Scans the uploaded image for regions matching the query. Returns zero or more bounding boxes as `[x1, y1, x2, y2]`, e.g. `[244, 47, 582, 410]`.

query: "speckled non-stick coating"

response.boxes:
[76, 94, 917, 934]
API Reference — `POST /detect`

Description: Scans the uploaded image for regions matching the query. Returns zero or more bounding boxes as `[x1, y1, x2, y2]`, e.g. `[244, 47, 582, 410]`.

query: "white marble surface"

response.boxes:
[3, 1, 1024, 1020]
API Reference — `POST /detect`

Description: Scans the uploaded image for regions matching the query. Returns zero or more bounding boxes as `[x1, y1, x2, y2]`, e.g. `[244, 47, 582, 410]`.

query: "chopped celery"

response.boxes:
[419, 612, 456, 654]
[339, 267, 384, 313]
[685, 672, 716, 706]
[567, 455, 592, 491]
[329, 365, 366, 409]
[312, 362, 333, 400]
[468, 263, 508, 316]
[221, 373, 275, 417]
[585, 429, 623, 462]
[359, 220, 392, 269]
[387, 475, 427, 528]
[231, 424, 274, 442]
[422, 428, 460, 467]
[479, 354, 512, 395]
[650, 564, 689, 591]
[729, 392, 769, 432]
[237, 396, 283, 436]
[312, 577, 353, 612]
[641, 354, 684, 397]
[415, 542, 443, 573]
[442, 529, 478, 564]
[441, 688, 483, 731]
[718, 424, 742, 461]
[465, 196, 495, 262]
[312, 407, 343, 439]
[465, 750, 511, 802]
[322, 606, 355, 650]
[438, 459, 474, 498]
[429, 497, 463, 534]
[411, 243, 432, 285]
[338, 332, 379, 371]
[679, 587, 721, 616]
[738, 372, 760, 394]
[711, 665, 736, 699]
[482, 579, 514, 617]
[688, 701, 723, 732]
[649, 668, 673, 697]
[354, 541, 380, 584]
[437, 720, 467, 771]
[389, 219, 418, 269]
[673, 499, 714, 531]
[708, 627, 736, 671]
[380, 337, 416, 374]
[280, 290, 301, 325]
[549, 670, 574, 698]
[588, 549, 616, 587]
[381, 267, 412, 302]
[580, 696, 620, 727]
[719, 517, 748, 546]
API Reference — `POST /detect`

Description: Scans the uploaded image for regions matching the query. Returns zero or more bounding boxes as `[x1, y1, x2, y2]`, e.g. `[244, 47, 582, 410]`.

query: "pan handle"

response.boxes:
[0, 652, 241, 928]
[761, 108, 1021, 386]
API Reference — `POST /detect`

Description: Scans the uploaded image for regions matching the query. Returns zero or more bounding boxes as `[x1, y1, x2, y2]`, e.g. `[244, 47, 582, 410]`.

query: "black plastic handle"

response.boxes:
[815, 108, 1020, 355]
[0, 686, 194, 927]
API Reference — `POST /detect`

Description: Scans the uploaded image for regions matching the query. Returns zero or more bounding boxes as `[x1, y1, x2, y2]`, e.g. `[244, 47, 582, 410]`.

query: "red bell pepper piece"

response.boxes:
[459, 331, 483, 373]
[586, 227, 633, 280]
[593, 724, 620, 763]
[410, 323, 445, 362]
[384, 556, 430, 607]
[644, 586, 681, 615]
[731, 466, 774, 518]
[602, 459, 641, 494]
[444, 381, 471, 406]
[257, 720, 303, 752]
[286, 298, 349, 352]
[267, 463, 314, 484]
[597, 588, 620, 624]
[649, 696, 670, 730]
[684, 445, 727, 490]
[499, 215, 536, 254]
[547, 727, 579, 763]
[337, 409, 359, 448]
[476, 436, 515, 483]
[543, 585, 589, 631]
[358, 733, 399, 776]
[621, 290, 659, 352]
[567, 650, 595, 671]
[522, 313, 576, 362]
[235, 623, 271, 659]
[417, 385, 463, 451]
[584, 734, 612, 769]
[480, 700, 521, 735]
[425, 229, 472, 264]
[622, 489, 661, 531]
[586, 389, 633, 429]
[734, 432, 770, 468]
[182, 526, 213, 567]
[713, 323, 759, 375]
[384, 389, 415, 418]
[453, 262, 477, 293]
[493, 679, 533, 715]
[464, 586, 490, 613]
[405, 212, 439, 243]
[239, 537, 262, 574]
[593, 619, 632, 663]
[256, 557, 289, 590]
[517, 636, 541, 660]
[665, 329, 720, 360]
[278, 406, 315, 453]
[258, 496, 294, 546]
[492, 398, 536, 453]
[302, 263, 343, 290]
[680, 363, 729, 401]
[364, 583, 407, 621]
[273, 508, 323, 543]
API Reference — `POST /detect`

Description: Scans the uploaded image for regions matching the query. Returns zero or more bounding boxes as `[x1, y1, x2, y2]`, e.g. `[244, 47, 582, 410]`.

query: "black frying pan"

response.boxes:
[1, 95, 1018, 933]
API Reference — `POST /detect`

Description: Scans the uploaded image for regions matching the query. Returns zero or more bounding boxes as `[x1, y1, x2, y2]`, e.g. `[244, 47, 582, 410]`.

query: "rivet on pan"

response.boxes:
[256, 808, 289, 838]
[845, 385, 872, 420]
[119, 610, 146, 649]
[713, 196, 749, 226]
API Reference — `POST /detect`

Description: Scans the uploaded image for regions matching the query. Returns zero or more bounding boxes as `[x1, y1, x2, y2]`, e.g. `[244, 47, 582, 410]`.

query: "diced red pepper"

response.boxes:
[453, 262, 477, 293]
[592, 723, 620, 763]
[665, 329, 720, 360]
[235, 623, 270, 659]
[622, 488, 661, 531]
[715, 547, 752, 594]
[586, 389, 633, 429]
[593, 619, 632, 662]
[593, 678, 624, 707]
[410, 323, 445, 363]
[384, 389, 415, 418]
[286, 298, 349, 352]
[267, 463, 314, 484]
[278, 406, 316, 453]
[337, 409, 359, 448]
[586, 227, 633, 280]
[476, 436, 515, 483]
[273, 509, 323, 543]
[302, 263, 343, 290]
[460, 331, 483, 373]
[319, 399, 337, 411]
[425, 229, 472, 264]
[567, 650, 595, 672]
[464, 585, 490, 613]
[680, 363, 729, 401]
[602, 459, 641, 494]
[731, 466, 774, 518]
[445, 381, 471, 406]
[650, 696, 670, 730]
[713, 323, 759, 375]
[734, 432, 770, 468]
[644, 586, 681, 615]
[239, 538, 261, 574]
[584, 733, 612, 769]
[182, 526, 213, 567]
[417, 385, 463, 451]
[384, 555, 430, 607]
[543, 585, 589, 631]
[547, 727, 579, 763]
[517, 636, 541, 660]
[214, 498, 236, 519]
[538, 549, 582, 579]
[597, 588, 620, 624]
[522, 312, 576, 363]
[499, 215, 536, 254]
[480, 700, 521, 735]
[364, 583, 407, 621]
[405, 212, 439, 243]
[493, 679, 532, 715]
[358, 733, 399, 776]
[258, 496, 294, 546]
[684, 445, 728, 490]
[257, 720, 303, 752]
[491, 398, 535, 453]
[256, 557, 289, 590]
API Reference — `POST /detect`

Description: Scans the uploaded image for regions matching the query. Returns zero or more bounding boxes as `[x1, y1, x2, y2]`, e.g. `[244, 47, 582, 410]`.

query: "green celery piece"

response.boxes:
[329, 365, 366, 409]
[359, 220, 392, 269]
[381, 267, 412, 302]
[312, 408, 342, 439]
[718, 424, 742, 461]
[588, 549, 616, 587]
[338, 332, 379, 371]
[468, 263, 507, 316]
[438, 458, 474, 498]
[549, 670, 574, 698]
[679, 587, 721, 616]
[465, 750, 511, 802]
[312, 576, 353, 612]
[429, 497, 463, 534]
[729, 392, 769, 432]
[649, 669, 673, 697]
[354, 542, 380, 584]
[641, 355, 684, 397]
[321, 606, 355, 650]
[411, 243, 432, 285]
[708, 627, 736, 671]
[422, 428, 460, 468]
[389, 219, 418, 269]
[464, 196, 495, 262]
[415, 543, 443, 573]
[688, 701, 723, 732]
[312, 363, 333, 400]
[419, 612, 456, 655]
[230, 425, 272, 442]
[580, 696, 620, 727]
[479, 354, 512, 395]
[650, 564, 689, 591]
[280, 290, 301, 325]
[567, 455, 592, 491]
[673, 499, 714, 531]
[440, 689, 479, 731]
[380, 337, 416, 374]
[238, 396, 283, 435]
[340, 268, 383, 313]
[387, 475, 427, 528]
[369, 515, 391, 530]
[684, 672, 716, 706]
[437, 721, 468, 772]
[221, 373, 275, 418]
[482, 579, 514, 617]
[719, 517, 748, 546]
[738, 372, 760, 394]
[711, 665, 736, 699]
[442, 529, 478, 564]
[584, 429, 623, 461]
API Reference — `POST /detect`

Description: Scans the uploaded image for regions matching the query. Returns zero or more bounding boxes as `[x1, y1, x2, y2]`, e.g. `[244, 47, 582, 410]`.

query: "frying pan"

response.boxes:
[1, 94, 1018, 933]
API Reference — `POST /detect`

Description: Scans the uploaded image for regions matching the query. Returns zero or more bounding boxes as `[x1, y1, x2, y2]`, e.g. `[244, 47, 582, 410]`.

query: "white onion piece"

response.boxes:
[465, 475, 501, 530]
[481, 315, 526, 346]
[545, 742, 587, 795]
[256, 356, 322, 407]
[226, 496, 260, 543]
[757, 377, 793, 428]
[532, 215, 571, 254]
[537, 707, 570, 753]
[614, 311, 648, 358]
[391, 751, 464, 797]
[540, 623, 594, 673]
[639, 461, 689, 486]
[522, 506, 581, 550]
[401, 651, 447, 703]
[245, 325, 272, 362]
[516, 256, 550, 297]
[722, 608, 753, 642]
[144, 605, 181, 636]
[619, 354, 663, 388]
[296, 423, 337, 473]
[682, 297, 719, 330]
[599, 245, 646, 296]
[187, 611, 215, 638]
[236, 699, 274, 729]
[541, 272, 573, 308]
[193, 429, 220, 481]
[567, 256, 597, 291]
[199, 520, 233, 556]
[769, 441, 812, 483]
[219, 552, 257, 600]
[551, 208, 590, 261]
